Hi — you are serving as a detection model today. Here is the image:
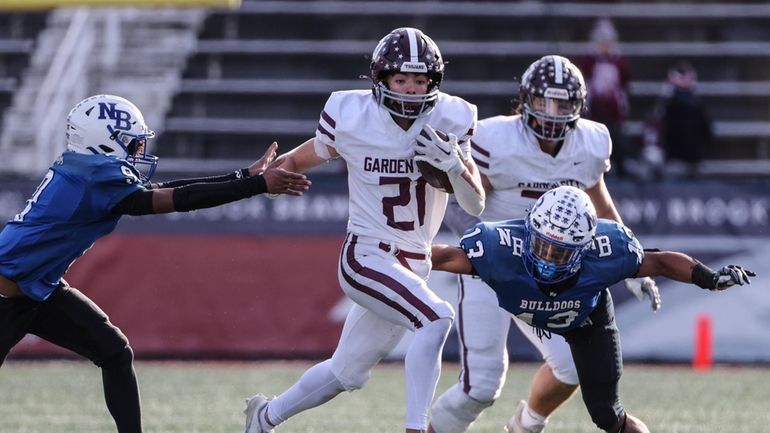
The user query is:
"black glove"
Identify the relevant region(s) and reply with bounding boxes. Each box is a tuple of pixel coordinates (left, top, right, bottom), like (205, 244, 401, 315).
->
(712, 265, 756, 291)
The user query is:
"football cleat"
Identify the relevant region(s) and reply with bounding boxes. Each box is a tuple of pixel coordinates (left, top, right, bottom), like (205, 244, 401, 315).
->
(244, 393, 274, 433)
(504, 400, 545, 433)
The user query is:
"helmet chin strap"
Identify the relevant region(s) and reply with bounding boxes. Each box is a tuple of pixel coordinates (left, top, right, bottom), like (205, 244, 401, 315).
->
(536, 271, 581, 297)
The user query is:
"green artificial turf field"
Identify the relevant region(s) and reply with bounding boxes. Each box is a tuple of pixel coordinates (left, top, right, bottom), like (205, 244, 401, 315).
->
(1, 360, 768, 433)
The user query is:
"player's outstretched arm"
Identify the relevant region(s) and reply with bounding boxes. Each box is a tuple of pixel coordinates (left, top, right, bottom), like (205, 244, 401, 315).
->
(150, 142, 285, 190)
(637, 251, 756, 291)
(431, 244, 474, 274)
(112, 143, 310, 215)
(249, 141, 312, 195)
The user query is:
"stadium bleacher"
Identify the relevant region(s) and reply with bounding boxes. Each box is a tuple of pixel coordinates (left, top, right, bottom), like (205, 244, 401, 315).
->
(0, 12, 47, 130)
(0, 2, 767, 176)
(155, 0, 770, 176)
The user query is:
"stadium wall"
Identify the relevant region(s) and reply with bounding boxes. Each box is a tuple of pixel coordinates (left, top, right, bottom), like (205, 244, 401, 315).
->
(3, 176, 770, 362)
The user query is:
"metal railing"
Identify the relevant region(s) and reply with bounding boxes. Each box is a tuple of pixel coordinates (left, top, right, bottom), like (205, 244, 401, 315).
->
(33, 7, 94, 172)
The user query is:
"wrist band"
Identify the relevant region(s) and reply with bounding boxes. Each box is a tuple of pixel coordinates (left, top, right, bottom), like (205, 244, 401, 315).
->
(691, 261, 717, 290)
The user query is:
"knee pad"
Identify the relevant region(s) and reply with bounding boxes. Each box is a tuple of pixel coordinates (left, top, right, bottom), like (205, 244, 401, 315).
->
(419, 317, 453, 346)
(329, 356, 372, 391)
(332, 367, 370, 391)
(460, 344, 507, 403)
(430, 384, 494, 433)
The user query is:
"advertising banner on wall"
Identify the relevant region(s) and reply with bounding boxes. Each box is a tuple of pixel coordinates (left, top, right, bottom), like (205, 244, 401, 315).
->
(3, 177, 769, 362)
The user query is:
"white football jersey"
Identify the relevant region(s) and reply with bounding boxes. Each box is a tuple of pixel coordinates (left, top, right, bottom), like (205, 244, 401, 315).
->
(472, 115, 611, 221)
(315, 89, 477, 253)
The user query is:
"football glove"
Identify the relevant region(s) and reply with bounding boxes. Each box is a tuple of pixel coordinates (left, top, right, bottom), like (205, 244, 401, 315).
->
(624, 277, 662, 311)
(414, 124, 465, 177)
(711, 265, 756, 291)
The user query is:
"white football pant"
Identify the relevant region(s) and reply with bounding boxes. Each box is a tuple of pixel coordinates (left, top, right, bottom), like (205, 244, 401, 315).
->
(335, 233, 454, 430)
(430, 274, 578, 433)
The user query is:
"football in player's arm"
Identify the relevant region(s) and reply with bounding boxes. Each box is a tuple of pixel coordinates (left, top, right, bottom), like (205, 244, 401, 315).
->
(430, 186, 754, 433)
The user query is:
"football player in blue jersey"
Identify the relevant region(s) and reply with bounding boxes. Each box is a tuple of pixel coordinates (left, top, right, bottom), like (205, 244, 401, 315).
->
(0, 94, 310, 433)
(430, 185, 754, 433)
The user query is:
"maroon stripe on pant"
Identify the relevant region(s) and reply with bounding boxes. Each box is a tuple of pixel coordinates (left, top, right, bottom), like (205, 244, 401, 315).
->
(457, 275, 472, 393)
(340, 235, 440, 328)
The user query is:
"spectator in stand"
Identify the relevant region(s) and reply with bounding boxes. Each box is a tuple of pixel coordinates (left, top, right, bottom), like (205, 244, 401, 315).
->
(642, 60, 713, 179)
(578, 18, 632, 178)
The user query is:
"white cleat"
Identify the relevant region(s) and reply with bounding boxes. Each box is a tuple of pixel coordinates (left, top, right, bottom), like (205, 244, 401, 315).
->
(244, 393, 274, 433)
(504, 400, 545, 433)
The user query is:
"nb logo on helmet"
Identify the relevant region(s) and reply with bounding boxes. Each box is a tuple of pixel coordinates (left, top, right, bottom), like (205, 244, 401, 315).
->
(98, 102, 133, 131)
(400, 61, 428, 73)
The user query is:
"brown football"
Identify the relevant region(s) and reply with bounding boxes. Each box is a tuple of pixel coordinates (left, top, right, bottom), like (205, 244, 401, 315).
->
(416, 128, 454, 193)
(417, 160, 453, 193)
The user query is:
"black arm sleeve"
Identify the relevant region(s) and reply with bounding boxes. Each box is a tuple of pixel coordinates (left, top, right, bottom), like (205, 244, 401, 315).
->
(112, 189, 156, 216)
(172, 175, 267, 212)
(111, 174, 267, 215)
(691, 261, 717, 290)
(156, 168, 249, 189)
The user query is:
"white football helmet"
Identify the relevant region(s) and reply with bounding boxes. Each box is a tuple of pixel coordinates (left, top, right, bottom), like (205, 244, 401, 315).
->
(523, 186, 597, 284)
(66, 94, 158, 180)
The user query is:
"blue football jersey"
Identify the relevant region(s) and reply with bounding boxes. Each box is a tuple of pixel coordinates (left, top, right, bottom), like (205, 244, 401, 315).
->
(460, 219, 644, 333)
(0, 152, 144, 301)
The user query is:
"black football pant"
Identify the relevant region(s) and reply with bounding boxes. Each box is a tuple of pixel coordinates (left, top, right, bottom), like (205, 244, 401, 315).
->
(563, 289, 625, 432)
(0, 281, 143, 433)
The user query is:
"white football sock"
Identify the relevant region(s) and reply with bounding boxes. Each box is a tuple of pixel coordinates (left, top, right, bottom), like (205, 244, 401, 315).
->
(267, 359, 345, 426)
(520, 401, 548, 429)
(404, 318, 452, 430)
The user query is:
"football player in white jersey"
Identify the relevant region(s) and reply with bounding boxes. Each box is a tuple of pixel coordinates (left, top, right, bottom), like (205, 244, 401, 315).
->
(428, 55, 661, 433)
(242, 27, 485, 433)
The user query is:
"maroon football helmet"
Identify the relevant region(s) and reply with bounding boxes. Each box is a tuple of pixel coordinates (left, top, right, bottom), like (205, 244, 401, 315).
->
(370, 27, 444, 119)
(519, 55, 586, 141)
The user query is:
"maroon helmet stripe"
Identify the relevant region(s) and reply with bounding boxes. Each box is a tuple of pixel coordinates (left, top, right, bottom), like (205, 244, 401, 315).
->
(340, 235, 441, 327)
(321, 110, 336, 128)
(317, 124, 335, 141)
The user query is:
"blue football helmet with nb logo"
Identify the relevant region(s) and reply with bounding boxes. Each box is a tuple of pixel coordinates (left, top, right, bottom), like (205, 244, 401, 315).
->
(66, 94, 158, 180)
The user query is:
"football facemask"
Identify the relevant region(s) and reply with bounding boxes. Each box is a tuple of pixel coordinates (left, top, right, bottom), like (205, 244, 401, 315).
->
(519, 55, 586, 141)
(523, 186, 597, 284)
(370, 27, 444, 119)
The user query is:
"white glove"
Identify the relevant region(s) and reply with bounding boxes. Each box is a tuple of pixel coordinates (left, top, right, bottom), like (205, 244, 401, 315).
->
(414, 124, 464, 177)
(624, 277, 662, 311)
(712, 265, 755, 291)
